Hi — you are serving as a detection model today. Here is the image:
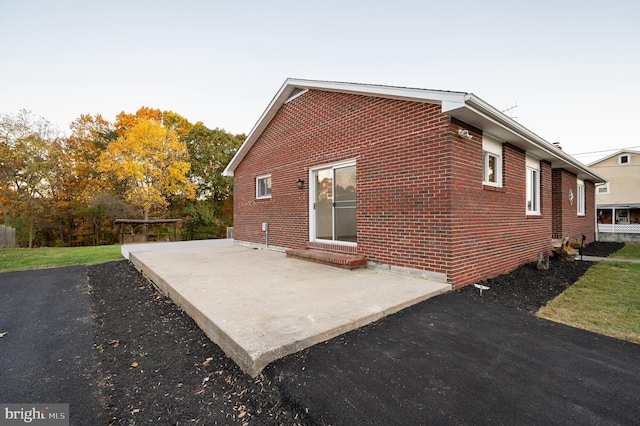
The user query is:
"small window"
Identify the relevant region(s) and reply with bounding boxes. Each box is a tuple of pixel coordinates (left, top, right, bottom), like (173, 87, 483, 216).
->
(597, 183, 609, 194)
(617, 209, 629, 224)
(577, 180, 585, 216)
(483, 152, 501, 185)
(256, 174, 272, 199)
(526, 156, 540, 215)
(482, 134, 502, 187)
(619, 155, 630, 164)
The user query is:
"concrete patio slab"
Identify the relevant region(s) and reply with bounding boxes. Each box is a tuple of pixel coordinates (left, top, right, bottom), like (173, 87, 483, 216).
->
(121, 240, 451, 376)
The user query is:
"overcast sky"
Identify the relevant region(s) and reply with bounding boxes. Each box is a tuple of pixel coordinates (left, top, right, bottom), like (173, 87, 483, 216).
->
(2, 0, 639, 163)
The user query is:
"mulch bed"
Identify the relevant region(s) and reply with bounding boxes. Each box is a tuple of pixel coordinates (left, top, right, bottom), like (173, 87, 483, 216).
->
(456, 242, 625, 312)
(87, 241, 623, 424)
(88, 262, 311, 425)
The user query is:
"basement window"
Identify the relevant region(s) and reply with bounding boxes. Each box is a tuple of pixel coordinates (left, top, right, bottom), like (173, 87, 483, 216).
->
(256, 174, 272, 199)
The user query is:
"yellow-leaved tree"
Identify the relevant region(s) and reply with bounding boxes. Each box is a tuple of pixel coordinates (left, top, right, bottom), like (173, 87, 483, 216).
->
(98, 118, 195, 220)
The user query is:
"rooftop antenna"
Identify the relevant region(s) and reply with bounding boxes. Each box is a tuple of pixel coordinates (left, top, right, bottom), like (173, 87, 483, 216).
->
(502, 101, 518, 120)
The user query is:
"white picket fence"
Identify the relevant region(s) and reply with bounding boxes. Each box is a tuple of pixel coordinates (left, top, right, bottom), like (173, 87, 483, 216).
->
(0, 225, 16, 248)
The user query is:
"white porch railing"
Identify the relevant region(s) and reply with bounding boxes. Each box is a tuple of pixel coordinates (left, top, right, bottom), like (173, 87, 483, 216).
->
(598, 224, 640, 234)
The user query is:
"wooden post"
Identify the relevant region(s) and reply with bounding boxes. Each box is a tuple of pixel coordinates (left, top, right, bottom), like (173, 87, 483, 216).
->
(115, 219, 182, 244)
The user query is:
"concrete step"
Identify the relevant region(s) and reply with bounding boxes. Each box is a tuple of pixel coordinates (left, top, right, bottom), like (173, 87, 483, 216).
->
(286, 248, 367, 270)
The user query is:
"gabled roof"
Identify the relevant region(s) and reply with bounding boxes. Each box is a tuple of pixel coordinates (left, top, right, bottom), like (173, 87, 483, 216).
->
(223, 78, 606, 183)
(588, 149, 640, 166)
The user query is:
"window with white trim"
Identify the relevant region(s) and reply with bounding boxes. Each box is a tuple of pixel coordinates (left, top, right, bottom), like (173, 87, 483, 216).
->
(526, 155, 540, 214)
(310, 160, 357, 244)
(597, 183, 609, 194)
(577, 179, 585, 216)
(482, 134, 502, 187)
(256, 174, 272, 199)
(619, 154, 630, 164)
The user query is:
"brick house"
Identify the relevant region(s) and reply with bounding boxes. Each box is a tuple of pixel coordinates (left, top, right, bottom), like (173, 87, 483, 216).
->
(223, 79, 605, 288)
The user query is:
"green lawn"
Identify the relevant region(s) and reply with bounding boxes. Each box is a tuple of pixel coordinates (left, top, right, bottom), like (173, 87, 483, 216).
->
(538, 243, 640, 344)
(0, 245, 124, 273)
(610, 242, 640, 259)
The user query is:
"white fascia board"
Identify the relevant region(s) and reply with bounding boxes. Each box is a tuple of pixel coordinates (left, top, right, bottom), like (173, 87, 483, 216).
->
(223, 80, 294, 176)
(285, 78, 468, 105)
(459, 94, 607, 184)
(440, 99, 467, 114)
(223, 78, 468, 176)
(223, 78, 606, 183)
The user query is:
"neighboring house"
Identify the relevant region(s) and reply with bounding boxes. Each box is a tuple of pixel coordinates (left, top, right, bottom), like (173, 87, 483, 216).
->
(223, 79, 606, 288)
(589, 150, 640, 242)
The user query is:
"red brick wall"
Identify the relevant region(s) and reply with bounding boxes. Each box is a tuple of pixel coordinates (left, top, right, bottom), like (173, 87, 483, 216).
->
(552, 169, 596, 244)
(446, 134, 553, 287)
(233, 90, 559, 287)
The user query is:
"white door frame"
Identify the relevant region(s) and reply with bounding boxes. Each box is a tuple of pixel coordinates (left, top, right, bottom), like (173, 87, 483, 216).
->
(308, 159, 357, 246)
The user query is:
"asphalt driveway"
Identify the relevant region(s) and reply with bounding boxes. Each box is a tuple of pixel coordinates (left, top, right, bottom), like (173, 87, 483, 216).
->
(1, 265, 639, 425)
(264, 292, 640, 425)
(0, 267, 103, 425)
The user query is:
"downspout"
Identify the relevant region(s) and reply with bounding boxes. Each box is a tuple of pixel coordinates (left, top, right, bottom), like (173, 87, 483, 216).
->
(595, 203, 599, 242)
(593, 182, 608, 242)
(594, 184, 601, 242)
(262, 222, 269, 248)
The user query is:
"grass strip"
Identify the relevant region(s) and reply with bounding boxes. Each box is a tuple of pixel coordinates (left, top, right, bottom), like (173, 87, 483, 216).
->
(610, 242, 640, 260)
(0, 245, 123, 273)
(538, 261, 640, 344)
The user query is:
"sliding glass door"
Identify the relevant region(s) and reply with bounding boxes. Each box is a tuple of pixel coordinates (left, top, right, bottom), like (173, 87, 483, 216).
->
(312, 163, 356, 243)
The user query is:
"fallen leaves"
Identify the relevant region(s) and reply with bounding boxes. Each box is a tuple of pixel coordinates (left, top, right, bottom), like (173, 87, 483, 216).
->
(88, 261, 309, 425)
(131, 362, 139, 368)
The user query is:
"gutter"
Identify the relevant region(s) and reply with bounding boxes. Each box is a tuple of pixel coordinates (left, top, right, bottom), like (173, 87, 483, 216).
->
(223, 79, 469, 177)
(595, 202, 599, 242)
(460, 94, 607, 184)
(223, 78, 607, 185)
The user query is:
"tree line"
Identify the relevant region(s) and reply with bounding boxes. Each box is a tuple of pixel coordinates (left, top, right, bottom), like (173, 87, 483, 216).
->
(0, 108, 244, 247)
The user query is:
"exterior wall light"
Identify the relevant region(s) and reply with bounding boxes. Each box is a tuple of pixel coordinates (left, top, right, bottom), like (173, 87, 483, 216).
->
(297, 178, 305, 189)
(458, 129, 473, 140)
